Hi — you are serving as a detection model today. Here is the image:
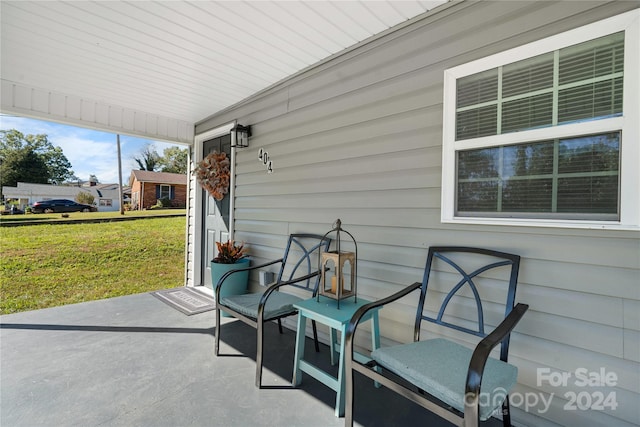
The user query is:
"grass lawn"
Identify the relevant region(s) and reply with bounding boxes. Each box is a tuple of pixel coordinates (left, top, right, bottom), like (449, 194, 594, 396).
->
(0, 209, 186, 224)
(0, 216, 186, 314)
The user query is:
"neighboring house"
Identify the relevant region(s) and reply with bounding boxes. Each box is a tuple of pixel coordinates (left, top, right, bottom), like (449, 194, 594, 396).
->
(187, 4, 640, 427)
(128, 170, 187, 210)
(1, 182, 125, 212)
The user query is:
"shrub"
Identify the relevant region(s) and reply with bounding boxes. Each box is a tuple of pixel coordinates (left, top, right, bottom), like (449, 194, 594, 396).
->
(157, 197, 172, 208)
(76, 192, 95, 205)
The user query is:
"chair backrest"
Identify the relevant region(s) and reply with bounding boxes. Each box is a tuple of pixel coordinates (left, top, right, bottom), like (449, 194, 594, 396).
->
(415, 246, 521, 362)
(277, 233, 332, 294)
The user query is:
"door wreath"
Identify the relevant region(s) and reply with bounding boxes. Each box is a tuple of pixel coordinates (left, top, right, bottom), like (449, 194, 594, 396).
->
(196, 151, 230, 201)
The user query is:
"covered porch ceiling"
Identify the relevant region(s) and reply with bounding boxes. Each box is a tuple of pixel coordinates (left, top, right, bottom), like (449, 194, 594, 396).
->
(1, 1, 447, 143)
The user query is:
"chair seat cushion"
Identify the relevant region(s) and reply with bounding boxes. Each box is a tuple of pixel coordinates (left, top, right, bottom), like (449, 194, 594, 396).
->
(220, 291, 303, 320)
(371, 338, 517, 421)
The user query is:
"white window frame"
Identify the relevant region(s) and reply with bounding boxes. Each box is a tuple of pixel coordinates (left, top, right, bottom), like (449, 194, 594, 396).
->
(159, 184, 171, 200)
(442, 10, 639, 230)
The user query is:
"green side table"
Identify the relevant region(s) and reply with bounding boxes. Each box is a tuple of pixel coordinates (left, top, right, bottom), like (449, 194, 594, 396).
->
(292, 295, 380, 417)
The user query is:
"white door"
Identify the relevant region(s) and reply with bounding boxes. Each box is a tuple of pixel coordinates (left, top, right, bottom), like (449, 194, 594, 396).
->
(201, 134, 232, 289)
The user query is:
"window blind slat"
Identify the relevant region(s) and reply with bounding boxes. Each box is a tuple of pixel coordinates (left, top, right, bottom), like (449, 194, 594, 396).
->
(502, 93, 553, 133)
(457, 70, 498, 108)
(502, 53, 554, 98)
(559, 32, 624, 85)
(558, 78, 623, 123)
(557, 176, 618, 214)
(456, 106, 497, 140)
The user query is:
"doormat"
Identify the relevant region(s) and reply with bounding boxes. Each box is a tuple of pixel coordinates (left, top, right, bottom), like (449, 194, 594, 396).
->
(151, 287, 215, 315)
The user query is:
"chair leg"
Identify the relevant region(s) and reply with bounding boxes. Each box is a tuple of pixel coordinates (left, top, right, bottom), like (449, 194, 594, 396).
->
(312, 320, 320, 352)
(502, 396, 512, 427)
(277, 318, 283, 334)
(215, 306, 221, 356)
(345, 358, 355, 427)
(255, 320, 264, 388)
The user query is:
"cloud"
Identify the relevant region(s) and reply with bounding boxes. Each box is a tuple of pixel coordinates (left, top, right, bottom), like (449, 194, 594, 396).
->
(1, 115, 183, 184)
(53, 134, 119, 182)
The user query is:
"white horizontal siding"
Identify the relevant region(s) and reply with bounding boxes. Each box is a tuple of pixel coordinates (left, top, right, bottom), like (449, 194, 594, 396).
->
(193, 1, 640, 425)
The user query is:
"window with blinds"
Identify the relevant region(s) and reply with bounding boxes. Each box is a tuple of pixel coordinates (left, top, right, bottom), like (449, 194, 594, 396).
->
(453, 32, 624, 220)
(457, 132, 620, 219)
(456, 33, 624, 141)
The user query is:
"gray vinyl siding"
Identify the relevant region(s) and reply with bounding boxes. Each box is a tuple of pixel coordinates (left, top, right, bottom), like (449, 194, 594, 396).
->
(191, 2, 640, 426)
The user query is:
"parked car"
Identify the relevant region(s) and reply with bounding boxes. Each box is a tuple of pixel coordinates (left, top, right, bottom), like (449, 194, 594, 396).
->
(9, 206, 25, 214)
(31, 199, 97, 213)
(1, 206, 25, 215)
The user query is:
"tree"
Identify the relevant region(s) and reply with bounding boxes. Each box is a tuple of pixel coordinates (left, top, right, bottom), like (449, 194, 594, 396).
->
(0, 129, 75, 187)
(1, 147, 49, 188)
(134, 144, 160, 171)
(158, 146, 188, 174)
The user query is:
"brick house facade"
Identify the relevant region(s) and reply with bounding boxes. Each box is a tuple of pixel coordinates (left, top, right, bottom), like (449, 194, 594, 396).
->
(128, 170, 187, 210)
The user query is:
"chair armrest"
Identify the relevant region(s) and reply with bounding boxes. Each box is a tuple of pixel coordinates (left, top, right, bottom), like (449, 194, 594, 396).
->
(256, 270, 323, 321)
(258, 270, 322, 307)
(345, 282, 422, 358)
(464, 303, 529, 421)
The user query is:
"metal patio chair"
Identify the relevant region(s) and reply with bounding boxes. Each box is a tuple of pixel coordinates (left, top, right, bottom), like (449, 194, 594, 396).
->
(345, 246, 528, 427)
(214, 233, 331, 388)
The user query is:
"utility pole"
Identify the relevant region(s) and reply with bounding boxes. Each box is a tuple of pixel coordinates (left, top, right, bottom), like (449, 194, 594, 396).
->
(117, 134, 124, 215)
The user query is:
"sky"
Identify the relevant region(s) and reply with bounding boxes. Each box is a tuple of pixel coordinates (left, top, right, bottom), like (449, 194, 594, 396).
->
(0, 114, 184, 185)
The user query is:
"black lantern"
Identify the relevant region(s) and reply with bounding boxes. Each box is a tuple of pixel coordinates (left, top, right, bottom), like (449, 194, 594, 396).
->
(318, 219, 357, 308)
(231, 124, 251, 148)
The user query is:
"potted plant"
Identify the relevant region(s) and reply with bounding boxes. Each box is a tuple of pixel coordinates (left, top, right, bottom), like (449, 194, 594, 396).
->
(211, 240, 250, 317)
(213, 240, 247, 264)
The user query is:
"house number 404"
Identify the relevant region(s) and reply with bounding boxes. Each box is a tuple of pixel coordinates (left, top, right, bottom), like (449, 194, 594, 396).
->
(258, 148, 273, 174)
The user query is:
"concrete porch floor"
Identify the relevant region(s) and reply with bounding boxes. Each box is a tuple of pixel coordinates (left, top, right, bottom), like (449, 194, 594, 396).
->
(1, 291, 492, 427)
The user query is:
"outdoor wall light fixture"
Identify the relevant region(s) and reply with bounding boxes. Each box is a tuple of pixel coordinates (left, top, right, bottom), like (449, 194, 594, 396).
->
(231, 124, 251, 148)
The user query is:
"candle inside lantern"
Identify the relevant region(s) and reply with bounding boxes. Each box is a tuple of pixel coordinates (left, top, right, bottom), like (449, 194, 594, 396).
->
(331, 276, 337, 294)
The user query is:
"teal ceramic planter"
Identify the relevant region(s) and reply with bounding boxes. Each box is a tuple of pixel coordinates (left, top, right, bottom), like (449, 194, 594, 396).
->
(211, 258, 250, 317)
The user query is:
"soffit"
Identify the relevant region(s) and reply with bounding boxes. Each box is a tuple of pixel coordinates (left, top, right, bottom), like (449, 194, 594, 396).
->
(1, 0, 447, 138)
